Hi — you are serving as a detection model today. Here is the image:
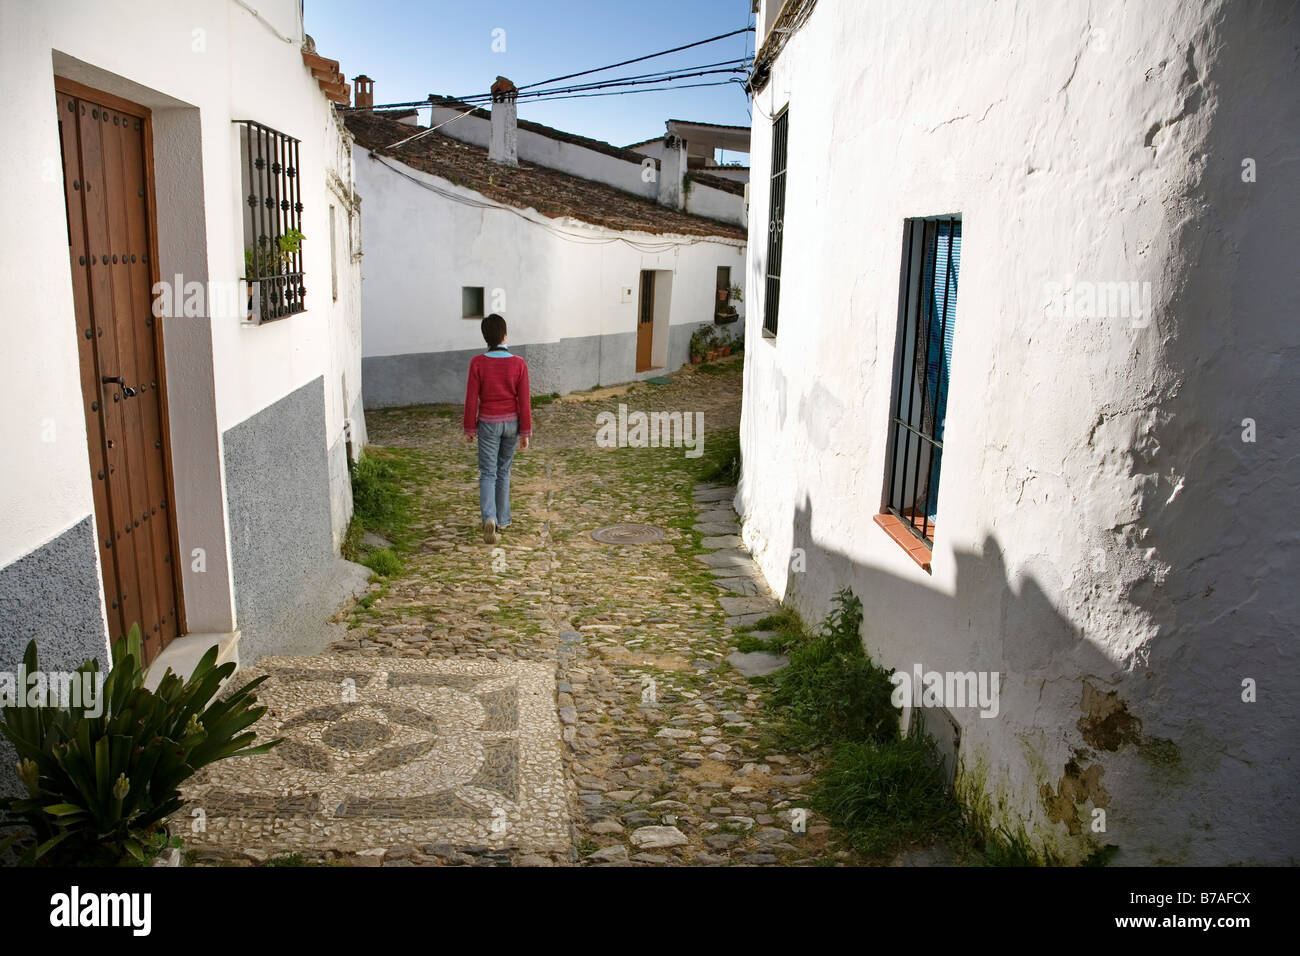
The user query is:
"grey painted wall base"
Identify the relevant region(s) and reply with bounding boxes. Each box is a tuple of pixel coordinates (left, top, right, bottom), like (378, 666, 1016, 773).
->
(0, 515, 108, 670)
(222, 376, 337, 663)
(363, 322, 714, 409)
(255, 556, 371, 660)
(0, 515, 109, 798)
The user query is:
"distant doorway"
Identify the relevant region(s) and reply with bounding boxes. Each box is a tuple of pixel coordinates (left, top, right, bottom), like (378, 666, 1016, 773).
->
(635, 269, 655, 372)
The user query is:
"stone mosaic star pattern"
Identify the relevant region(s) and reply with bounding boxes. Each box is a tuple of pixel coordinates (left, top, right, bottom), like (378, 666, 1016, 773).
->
(182, 657, 568, 853)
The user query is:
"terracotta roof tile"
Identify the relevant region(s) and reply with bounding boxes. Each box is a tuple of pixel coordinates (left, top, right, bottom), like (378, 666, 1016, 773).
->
(692, 171, 745, 196)
(345, 111, 747, 241)
(427, 96, 658, 167)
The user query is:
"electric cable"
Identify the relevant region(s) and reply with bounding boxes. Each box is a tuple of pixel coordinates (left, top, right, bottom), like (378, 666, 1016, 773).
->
(511, 27, 754, 93)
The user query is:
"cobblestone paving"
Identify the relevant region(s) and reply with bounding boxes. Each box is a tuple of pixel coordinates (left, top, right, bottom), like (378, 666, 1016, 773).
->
(190, 359, 852, 866)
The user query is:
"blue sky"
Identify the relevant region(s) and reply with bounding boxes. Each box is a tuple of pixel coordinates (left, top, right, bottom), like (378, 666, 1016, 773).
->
(304, 0, 756, 156)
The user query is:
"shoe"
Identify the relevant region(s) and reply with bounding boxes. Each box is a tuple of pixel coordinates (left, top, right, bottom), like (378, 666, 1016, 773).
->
(496, 523, 510, 533)
(482, 518, 496, 544)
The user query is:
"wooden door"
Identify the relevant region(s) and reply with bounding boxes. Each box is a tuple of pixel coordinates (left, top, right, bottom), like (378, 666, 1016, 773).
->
(56, 80, 182, 664)
(636, 269, 655, 372)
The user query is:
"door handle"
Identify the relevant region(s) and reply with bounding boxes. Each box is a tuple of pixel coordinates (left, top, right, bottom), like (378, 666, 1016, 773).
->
(102, 375, 137, 397)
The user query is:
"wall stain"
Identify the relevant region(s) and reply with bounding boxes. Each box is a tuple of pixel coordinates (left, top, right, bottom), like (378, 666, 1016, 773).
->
(1077, 680, 1142, 750)
(1039, 757, 1110, 836)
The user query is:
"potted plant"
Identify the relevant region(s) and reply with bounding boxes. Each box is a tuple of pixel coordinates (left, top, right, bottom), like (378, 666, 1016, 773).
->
(728, 283, 744, 302)
(689, 326, 712, 364)
(716, 328, 733, 357)
(244, 227, 305, 321)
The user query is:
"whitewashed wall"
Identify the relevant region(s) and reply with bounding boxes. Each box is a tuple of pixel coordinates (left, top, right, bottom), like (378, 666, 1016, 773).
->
(739, 0, 1299, 864)
(426, 104, 748, 228)
(323, 105, 366, 547)
(427, 105, 658, 201)
(686, 180, 744, 226)
(703, 166, 749, 184)
(629, 140, 667, 163)
(355, 147, 745, 362)
(1, 0, 363, 641)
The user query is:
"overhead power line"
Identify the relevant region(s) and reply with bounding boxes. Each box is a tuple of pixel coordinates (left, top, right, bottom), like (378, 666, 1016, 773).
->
(348, 58, 750, 114)
(511, 26, 754, 93)
(451, 58, 750, 102)
(453, 66, 750, 105)
(489, 79, 743, 105)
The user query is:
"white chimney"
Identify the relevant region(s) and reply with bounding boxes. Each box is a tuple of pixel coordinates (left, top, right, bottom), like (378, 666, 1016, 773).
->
(657, 132, 688, 210)
(489, 76, 518, 167)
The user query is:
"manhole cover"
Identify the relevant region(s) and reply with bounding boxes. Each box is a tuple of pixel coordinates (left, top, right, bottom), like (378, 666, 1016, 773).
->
(591, 523, 666, 545)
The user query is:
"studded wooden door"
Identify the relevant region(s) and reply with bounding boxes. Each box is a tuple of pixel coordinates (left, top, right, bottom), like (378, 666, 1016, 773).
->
(55, 79, 182, 664)
(635, 269, 655, 372)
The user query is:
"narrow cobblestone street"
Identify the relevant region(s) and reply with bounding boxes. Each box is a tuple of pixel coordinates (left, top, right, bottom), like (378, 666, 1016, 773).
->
(183, 359, 855, 866)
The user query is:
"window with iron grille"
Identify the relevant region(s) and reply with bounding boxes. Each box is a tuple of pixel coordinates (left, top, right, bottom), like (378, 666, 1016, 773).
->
(237, 120, 305, 323)
(884, 216, 962, 547)
(763, 108, 788, 337)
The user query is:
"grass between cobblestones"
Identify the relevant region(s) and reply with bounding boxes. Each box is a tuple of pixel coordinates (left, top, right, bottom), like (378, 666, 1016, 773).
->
(202, 357, 983, 867)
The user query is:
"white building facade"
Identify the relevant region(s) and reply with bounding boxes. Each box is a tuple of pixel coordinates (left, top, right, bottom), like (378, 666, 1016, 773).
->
(738, 0, 1298, 864)
(349, 103, 748, 407)
(0, 0, 369, 734)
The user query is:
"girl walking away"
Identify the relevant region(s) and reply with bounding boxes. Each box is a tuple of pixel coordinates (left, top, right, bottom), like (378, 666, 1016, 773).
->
(463, 313, 532, 543)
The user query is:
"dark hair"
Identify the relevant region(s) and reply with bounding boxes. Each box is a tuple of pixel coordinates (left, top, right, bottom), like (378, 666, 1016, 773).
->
(481, 313, 507, 348)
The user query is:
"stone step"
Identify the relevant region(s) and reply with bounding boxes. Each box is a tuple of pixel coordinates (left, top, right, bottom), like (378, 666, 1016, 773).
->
(707, 565, 765, 579)
(713, 577, 769, 596)
(696, 551, 755, 568)
(719, 595, 780, 616)
(726, 651, 789, 677)
(700, 535, 744, 550)
(695, 507, 738, 522)
(695, 521, 741, 536)
(725, 612, 771, 628)
(692, 486, 735, 503)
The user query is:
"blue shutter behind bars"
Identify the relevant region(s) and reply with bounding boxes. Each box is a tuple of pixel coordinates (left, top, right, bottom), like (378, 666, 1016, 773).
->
(924, 220, 960, 519)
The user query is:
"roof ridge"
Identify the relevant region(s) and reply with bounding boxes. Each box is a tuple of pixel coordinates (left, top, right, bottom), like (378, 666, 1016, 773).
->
(343, 111, 746, 240)
(426, 95, 661, 167)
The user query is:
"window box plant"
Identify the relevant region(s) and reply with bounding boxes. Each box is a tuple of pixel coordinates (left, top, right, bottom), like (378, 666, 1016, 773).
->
(244, 227, 305, 322)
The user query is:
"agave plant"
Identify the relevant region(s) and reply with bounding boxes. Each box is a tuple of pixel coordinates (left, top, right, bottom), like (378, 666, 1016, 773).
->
(0, 626, 279, 865)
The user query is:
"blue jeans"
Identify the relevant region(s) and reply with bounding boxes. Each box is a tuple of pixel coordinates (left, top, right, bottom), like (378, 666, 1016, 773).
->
(477, 419, 519, 526)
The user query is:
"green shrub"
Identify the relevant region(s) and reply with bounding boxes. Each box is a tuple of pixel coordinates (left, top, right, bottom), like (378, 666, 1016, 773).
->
(813, 734, 961, 857)
(0, 627, 278, 865)
(768, 589, 899, 748)
(530, 392, 560, 408)
(349, 453, 402, 530)
(362, 547, 403, 578)
(692, 429, 742, 486)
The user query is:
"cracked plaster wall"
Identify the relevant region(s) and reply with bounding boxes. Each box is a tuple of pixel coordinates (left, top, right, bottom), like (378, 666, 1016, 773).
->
(738, 0, 1298, 863)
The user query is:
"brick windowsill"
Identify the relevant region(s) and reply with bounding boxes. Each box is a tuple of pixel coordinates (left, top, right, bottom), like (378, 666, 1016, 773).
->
(874, 513, 932, 573)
